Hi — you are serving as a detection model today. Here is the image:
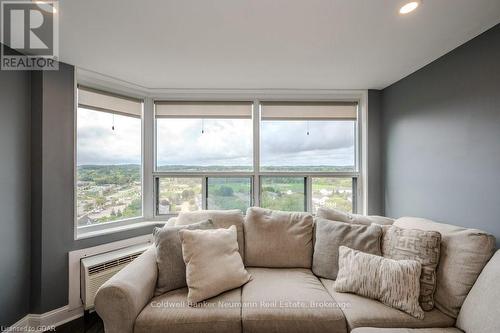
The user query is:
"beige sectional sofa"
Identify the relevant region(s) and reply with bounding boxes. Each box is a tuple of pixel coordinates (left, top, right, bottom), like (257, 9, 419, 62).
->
(95, 209, 499, 333)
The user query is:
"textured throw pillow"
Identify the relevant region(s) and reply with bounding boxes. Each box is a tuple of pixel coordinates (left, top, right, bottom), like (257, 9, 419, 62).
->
(176, 209, 245, 259)
(153, 219, 215, 296)
(335, 246, 424, 319)
(180, 225, 251, 304)
(244, 207, 314, 268)
(382, 225, 441, 311)
(394, 217, 496, 318)
(313, 218, 383, 279)
(317, 207, 394, 226)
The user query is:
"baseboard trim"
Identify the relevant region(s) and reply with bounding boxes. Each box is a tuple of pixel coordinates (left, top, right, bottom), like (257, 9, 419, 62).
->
(2, 306, 84, 333)
(2, 315, 30, 332)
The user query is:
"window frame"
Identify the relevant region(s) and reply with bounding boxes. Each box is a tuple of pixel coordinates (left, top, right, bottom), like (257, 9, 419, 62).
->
(152, 99, 361, 217)
(74, 80, 367, 238)
(74, 85, 147, 239)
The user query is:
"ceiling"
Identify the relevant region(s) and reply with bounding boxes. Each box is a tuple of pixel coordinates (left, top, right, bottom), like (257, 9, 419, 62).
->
(58, 0, 500, 90)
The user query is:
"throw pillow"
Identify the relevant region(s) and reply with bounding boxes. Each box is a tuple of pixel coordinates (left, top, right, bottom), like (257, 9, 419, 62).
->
(317, 207, 394, 226)
(180, 225, 251, 304)
(382, 225, 441, 311)
(335, 246, 424, 319)
(394, 217, 496, 318)
(153, 219, 215, 296)
(244, 207, 314, 268)
(176, 209, 245, 259)
(312, 218, 382, 279)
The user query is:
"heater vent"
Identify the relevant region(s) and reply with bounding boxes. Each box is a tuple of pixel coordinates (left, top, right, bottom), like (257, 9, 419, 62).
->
(80, 243, 150, 310)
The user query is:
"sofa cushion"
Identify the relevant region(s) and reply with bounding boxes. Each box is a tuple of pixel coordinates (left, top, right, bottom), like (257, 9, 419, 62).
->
(351, 328, 463, 333)
(244, 207, 314, 268)
(321, 279, 455, 330)
(242, 267, 347, 333)
(176, 209, 245, 259)
(382, 225, 441, 311)
(456, 249, 500, 333)
(135, 287, 242, 333)
(313, 218, 382, 279)
(154, 220, 215, 296)
(317, 207, 394, 226)
(394, 217, 496, 318)
(180, 225, 251, 304)
(335, 246, 424, 319)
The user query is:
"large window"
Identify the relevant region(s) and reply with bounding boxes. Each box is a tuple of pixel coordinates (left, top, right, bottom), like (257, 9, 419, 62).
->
(76, 87, 143, 227)
(260, 102, 357, 172)
(258, 102, 357, 212)
(154, 101, 358, 215)
(76, 91, 362, 235)
(156, 102, 253, 172)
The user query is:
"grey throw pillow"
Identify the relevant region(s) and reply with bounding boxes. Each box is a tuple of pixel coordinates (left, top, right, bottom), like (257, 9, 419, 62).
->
(153, 219, 215, 296)
(382, 225, 441, 311)
(244, 207, 314, 268)
(312, 218, 382, 279)
(317, 207, 394, 226)
(336, 246, 424, 319)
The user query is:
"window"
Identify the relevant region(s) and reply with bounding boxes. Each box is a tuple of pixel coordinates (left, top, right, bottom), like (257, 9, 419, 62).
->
(312, 177, 354, 213)
(76, 90, 363, 236)
(76, 87, 143, 227)
(156, 102, 253, 172)
(157, 177, 203, 214)
(207, 177, 252, 211)
(261, 177, 306, 211)
(260, 102, 357, 172)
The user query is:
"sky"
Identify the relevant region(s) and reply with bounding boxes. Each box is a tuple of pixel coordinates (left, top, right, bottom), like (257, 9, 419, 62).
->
(77, 107, 355, 167)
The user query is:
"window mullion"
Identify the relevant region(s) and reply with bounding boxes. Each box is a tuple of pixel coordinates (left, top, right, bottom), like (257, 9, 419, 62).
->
(143, 97, 154, 220)
(253, 100, 260, 207)
(202, 176, 208, 210)
(306, 177, 312, 213)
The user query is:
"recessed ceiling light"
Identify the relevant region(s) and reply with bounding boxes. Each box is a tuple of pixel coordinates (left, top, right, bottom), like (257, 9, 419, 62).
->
(399, 1, 420, 15)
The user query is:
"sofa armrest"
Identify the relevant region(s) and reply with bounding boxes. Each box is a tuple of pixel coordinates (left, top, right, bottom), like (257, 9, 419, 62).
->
(95, 246, 157, 333)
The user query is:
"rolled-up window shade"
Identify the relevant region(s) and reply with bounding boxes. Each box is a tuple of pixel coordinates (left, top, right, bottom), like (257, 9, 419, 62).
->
(261, 102, 357, 120)
(78, 86, 143, 118)
(155, 101, 253, 119)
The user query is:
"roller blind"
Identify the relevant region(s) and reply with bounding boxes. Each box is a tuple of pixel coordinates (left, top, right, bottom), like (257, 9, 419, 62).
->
(260, 102, 357, 120)
(155, 101, 253, 119)
(78, 86, 143, 118)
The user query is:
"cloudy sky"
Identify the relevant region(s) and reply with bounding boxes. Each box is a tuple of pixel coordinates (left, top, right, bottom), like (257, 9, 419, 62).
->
(77, 108, 355, 167)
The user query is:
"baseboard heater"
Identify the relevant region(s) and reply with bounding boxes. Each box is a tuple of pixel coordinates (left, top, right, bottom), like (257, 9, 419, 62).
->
(80, 243, 151, 310)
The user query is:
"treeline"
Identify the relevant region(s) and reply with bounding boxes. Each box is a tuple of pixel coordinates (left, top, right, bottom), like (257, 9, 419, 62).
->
(78, 165, 141, 185)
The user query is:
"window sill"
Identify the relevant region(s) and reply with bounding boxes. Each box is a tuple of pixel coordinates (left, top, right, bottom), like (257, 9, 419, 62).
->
(76, 220, 166, 240)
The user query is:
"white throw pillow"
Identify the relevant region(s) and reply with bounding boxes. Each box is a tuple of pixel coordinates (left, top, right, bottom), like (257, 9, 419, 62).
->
(335, 246, 424, 319)
(179, 225, 251, 304)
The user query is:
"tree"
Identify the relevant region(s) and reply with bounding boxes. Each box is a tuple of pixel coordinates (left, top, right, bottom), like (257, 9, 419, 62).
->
(216, 186, 234, 197)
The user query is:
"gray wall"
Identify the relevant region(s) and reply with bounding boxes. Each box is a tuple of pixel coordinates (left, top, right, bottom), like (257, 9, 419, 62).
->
(0, 62, 31, 326)
(381, 23, 500, 247)
(367, 90, 384, 215)
(30, 64, 157, 313)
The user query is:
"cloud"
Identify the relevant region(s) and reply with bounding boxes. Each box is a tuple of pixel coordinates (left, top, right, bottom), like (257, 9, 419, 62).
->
(156, 118, 253, 166)
(77, 108, 141, 165)
(77, 109, 355, 167)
